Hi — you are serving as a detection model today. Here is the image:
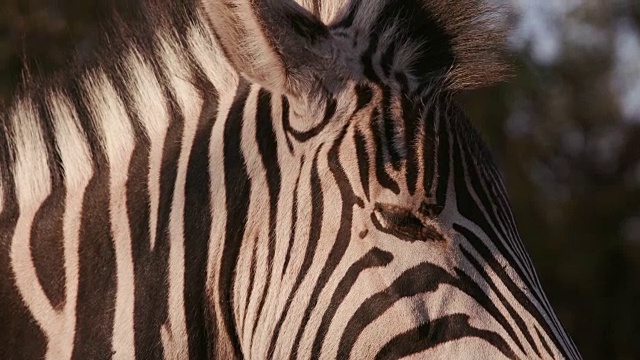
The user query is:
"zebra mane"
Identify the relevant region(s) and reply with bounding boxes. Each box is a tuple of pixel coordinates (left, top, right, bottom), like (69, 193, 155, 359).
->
(329, 0, 510, 90)
(421, 0, 510, 89)
(0, 0, 200, 173)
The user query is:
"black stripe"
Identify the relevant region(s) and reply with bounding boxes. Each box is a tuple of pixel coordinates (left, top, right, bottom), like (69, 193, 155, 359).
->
(242, 236, 258, 333)
(370, 108, 400, 194)
(287, 11, 329, 43)
(281, 158, 304, 280)
(361, 34, 382, 83)
(381, 86, 402, 170)
(354, 129, 371, 201)
(454, 263, 532, 356)
(433, 103, 450, 212)
(459, 244, 530, 354)
(72, 167, 117, 359)
(380, 45, 396, 78)
(29, 95, 66, 311)
(251, 89, 282, 339)
(536, 325, 555, 358)
(128, 127, 166, 360)
(310, 248, 393, 358)
(184, 85, 218, 359)
(70, 78, 116, 359)
(402, 93, 420, 196)
(415, 99, 433, 200)
(374, 314, 516, 360)
(285, 97, 337, 142)
(355, 84, 374, 112)
(281, 97, 294, 153)
(219, 81, 252, 359)
(338, 261, 518, 359)
(29, 187, 66, 310)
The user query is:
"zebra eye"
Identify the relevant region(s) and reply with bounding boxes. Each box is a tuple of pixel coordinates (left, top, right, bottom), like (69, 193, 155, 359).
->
(372, 203, 445, 243)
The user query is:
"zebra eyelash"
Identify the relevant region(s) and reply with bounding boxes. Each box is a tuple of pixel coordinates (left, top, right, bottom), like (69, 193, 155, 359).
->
(371, 202, 445, 243)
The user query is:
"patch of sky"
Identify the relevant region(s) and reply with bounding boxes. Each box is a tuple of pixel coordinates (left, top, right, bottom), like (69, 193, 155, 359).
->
(507, 0, 583, 64)
(613, 17, 640, 122)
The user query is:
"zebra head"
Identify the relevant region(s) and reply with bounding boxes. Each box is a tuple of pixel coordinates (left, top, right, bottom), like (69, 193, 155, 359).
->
(202, 0, 581, 359)
(0, 0, 582, 359)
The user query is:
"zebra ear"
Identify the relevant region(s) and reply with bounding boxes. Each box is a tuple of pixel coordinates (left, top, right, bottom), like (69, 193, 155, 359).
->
(202, 0, 338, 96)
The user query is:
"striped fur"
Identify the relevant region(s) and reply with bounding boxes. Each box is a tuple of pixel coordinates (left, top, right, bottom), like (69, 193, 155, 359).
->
(0, 0, 581, 359)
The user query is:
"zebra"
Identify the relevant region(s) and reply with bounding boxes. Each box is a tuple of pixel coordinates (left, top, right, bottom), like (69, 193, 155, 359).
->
(0, 0, 582, 359)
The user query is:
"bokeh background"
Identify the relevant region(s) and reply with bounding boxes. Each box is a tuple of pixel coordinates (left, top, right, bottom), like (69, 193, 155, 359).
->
(1, 0, 639, 358)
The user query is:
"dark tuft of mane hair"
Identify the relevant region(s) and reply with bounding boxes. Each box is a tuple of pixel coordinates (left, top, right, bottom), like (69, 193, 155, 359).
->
(422, 0, 511, 90)
(332, 0, 510, 91)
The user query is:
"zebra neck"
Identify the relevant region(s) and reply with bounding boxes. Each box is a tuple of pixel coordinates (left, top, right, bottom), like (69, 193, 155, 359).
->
(0, 4, 245, 358)
(0, 5, 238, 215)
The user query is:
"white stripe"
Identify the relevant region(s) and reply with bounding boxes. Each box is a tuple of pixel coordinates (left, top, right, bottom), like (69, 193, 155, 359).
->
(404, 338, 512, 360)
(9, 98, 62, 359)
(188, 16, 238, 95)
(206, 84, 238, 360)
(458, 240, 544, 358)
(49, 91, 94, 360)
(291, 0, 344, 23)
(236, 87, 269, 355)
(159, 34, 202, 121)
(125, 49, 170, 250)
(158, 33, 200, 359)
(10, 99, 51, 211)
(84, 71, 136, 359)
(167, 107, 200, 353)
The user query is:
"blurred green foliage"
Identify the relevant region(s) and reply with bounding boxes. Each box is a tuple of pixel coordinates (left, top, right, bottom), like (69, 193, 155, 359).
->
(1, 1, 639, 359)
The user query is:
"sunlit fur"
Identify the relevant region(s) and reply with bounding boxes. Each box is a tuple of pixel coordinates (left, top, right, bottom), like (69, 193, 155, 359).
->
(0, 0, 581, 359)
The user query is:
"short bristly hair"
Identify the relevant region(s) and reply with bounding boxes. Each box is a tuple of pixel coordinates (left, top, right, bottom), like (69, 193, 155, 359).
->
(319, 0, 510, 91)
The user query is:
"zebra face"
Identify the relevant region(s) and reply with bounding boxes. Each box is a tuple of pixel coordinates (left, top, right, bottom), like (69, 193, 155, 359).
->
(203, 0, 579, 359)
